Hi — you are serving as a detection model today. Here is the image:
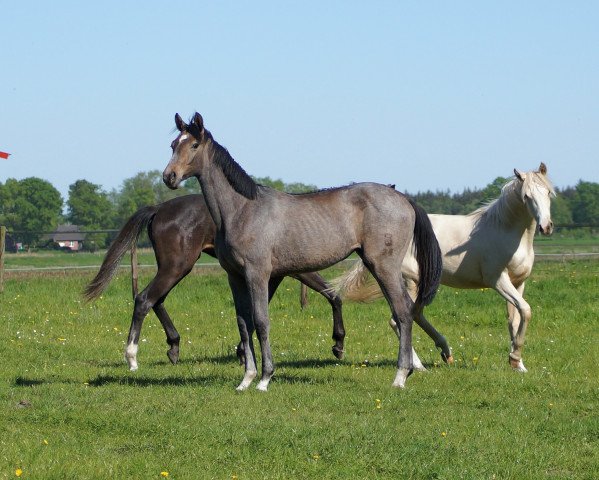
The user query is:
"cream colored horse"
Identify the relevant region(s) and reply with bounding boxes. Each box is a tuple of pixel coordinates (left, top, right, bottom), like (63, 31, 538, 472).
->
(336, 163, 555, 372)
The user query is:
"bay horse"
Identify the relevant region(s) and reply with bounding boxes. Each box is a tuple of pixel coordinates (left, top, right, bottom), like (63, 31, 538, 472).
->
(162, 112, 442, 390)
(335, 164, 555, 372)
(84, 194, 346, 371)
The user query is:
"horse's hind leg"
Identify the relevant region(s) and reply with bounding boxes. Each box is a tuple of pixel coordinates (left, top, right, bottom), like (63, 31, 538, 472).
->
(363, 256, 414, 388)
(391, 278, 452, 366)
(125, 272, 182, 371)
(125, 293, 153, 371)
(294, 272, 346, 360)
(153, 302, 181, 365)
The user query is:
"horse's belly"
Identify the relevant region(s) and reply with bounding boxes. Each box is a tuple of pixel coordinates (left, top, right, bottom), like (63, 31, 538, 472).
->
(440, 255, 486, 289)
(271, 240, 356, 275)
(441, 275, 484, 289)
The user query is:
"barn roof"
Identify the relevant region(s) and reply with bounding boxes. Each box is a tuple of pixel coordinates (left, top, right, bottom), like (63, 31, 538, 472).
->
(45, 225, 86, 242)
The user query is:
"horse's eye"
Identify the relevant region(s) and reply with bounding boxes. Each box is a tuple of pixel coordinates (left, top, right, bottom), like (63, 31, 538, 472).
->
(192, 143, 199, 149)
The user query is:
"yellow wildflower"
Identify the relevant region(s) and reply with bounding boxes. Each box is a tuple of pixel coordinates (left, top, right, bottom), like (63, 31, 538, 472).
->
(15, 469, 23, 477)
(160, 472, 169, 477)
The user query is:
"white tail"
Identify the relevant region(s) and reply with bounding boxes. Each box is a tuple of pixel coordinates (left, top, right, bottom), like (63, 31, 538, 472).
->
(330, 260, 385, 302)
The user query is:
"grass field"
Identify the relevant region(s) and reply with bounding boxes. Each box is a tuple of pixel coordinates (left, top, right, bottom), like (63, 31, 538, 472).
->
(1, 260, 597, 479)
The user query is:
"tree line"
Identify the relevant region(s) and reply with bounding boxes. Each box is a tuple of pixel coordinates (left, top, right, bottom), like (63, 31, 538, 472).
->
(1, 171, 597, 250)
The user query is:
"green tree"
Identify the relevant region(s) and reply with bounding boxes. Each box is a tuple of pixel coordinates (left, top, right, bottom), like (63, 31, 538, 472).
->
(283, 181, 318, 193)
(571, 181, 599, 225)
(252, 176, 317, 193)
(114, 172, 157, 225)
(550, 194, 573, 226)
(480, 176, 511, 205)
(66, 179, 115, 249)
(252, 176, 285, 191)
(0, 177, 63, 246)
(114, 171, 201, 223)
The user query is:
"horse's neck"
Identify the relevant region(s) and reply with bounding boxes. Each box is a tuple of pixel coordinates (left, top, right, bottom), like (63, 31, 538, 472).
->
(196, 143, 249, 232)
(494, 189, 537, 241)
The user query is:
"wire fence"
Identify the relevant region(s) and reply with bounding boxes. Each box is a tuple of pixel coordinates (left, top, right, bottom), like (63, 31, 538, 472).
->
(1, 225, 598, 292)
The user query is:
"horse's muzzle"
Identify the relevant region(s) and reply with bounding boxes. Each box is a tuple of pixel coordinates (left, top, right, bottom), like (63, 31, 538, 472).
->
(163, 170, 179, 190)
(539, 221, 554, 236)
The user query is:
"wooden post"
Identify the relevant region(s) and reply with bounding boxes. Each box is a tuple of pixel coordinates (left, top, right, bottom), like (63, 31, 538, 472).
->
(0, 226, 6, 293)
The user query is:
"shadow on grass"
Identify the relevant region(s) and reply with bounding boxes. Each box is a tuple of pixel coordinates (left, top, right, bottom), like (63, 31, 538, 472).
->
(86, 374, 231, 388)
(14, 377, 47, 387)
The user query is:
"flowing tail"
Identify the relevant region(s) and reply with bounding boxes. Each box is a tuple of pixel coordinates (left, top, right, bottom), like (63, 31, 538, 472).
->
(408, 198, 442, 307)
(83, 206, 158, 302)
(331, 199, 442, 307)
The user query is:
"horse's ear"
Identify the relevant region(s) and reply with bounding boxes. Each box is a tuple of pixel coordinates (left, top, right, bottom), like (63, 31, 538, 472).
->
(192, 112, 204, 131)
(175, 113, 187, 132)
(514, 169, 525, 181)
(539, 162, 547, 175)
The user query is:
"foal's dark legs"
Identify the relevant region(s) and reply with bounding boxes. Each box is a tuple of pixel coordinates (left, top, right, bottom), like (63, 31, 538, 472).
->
(292, 273, 345, 359)
(153, 302, 181, 364)
(125, 271, 188, 371)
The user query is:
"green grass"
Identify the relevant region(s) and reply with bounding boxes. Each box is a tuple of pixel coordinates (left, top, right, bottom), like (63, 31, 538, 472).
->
(1, 261, 597, 479)
(2, 249, 218, 270)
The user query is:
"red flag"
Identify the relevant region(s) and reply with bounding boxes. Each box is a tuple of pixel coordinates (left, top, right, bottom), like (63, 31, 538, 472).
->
(0, 151, 10, 159)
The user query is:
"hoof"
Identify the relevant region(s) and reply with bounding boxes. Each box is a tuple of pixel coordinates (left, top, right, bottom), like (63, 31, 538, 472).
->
(167, 349, 179, 365)
(510, 357, 528, 372)
(444, 355, 454, 365)
(332, 346, 345, 360)
(392, 368, 412, 388)
(256, 382, 269, 392)
(129, 365, 138, 372)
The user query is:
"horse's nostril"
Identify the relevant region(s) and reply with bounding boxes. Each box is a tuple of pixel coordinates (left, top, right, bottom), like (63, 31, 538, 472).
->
(163, 171, 175, 186)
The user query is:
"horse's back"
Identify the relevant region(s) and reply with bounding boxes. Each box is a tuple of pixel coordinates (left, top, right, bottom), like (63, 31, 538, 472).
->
(245, 183, 416, 275)
(151, 194, 215, 267)
(276, 182, 414, 239)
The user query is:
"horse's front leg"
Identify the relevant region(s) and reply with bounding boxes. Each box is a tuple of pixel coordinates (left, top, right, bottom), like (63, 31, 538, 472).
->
(249, 273, 275, 392)
(236, 276, 285, 366)
(504, 282, 528, 372)
(228, 274, 257, 391)
(495, 276, 530, 372)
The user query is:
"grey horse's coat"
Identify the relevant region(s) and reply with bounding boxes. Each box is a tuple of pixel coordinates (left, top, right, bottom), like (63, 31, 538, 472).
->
(163, 112, 442, 390)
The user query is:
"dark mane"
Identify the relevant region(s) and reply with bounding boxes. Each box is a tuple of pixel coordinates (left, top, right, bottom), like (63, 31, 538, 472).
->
(209, 133, 258, 200)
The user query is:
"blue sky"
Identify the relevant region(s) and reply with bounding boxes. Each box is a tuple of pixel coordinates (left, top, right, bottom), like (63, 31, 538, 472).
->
(2, 1, 598, 201)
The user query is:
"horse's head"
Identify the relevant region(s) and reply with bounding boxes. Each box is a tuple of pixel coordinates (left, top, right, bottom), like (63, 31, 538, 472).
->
(514, 162, 555, 236)
(163, 112, 209, 189)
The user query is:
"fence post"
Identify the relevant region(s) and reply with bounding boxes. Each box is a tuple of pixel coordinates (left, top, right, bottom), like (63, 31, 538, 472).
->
(0, 226, 5, 293)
